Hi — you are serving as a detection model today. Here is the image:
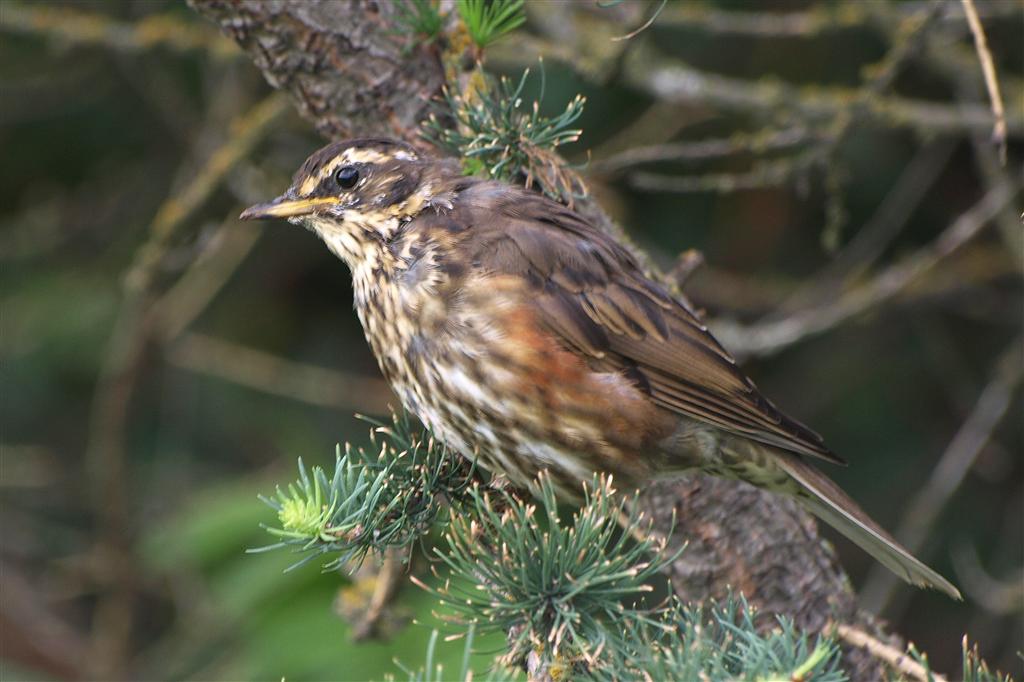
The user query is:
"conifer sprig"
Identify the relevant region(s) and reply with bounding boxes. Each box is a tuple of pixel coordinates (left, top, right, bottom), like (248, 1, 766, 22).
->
(252, 411, 477, 572)
(393, 0, 445, 47)
(252, 410, 1013, 681)
(418, 473, 671, 672)
(456, 0, 525, 48)
(423, 67, 587, 205)
(603, 596, 844, 682)
(391, 625, 515, 682)
(961, 637, 1014, 682)
(903, 636, 1015, 682)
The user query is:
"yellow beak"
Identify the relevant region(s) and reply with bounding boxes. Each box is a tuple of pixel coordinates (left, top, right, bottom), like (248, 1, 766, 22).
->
(239, 195, 338, 221)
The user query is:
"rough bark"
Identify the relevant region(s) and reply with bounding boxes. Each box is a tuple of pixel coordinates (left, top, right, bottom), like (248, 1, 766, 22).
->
(643, 477, 895, 677)
(189, 0, 444, 141)
(190, 2, 895, 678)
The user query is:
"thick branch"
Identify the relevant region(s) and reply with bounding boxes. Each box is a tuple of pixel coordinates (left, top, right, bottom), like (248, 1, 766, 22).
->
(189, 0, 444, 140)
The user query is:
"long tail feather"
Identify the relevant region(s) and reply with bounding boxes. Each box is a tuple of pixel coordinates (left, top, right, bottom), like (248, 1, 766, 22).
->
(773, 451, 962, 600)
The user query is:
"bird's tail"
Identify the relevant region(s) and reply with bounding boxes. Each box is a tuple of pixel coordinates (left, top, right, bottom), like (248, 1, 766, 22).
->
(772, 450, 961, 600)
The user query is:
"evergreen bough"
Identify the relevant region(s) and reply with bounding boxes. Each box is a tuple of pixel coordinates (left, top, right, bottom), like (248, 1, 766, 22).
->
(423, 67, 587, 205)
(254, 410, 1013, 681)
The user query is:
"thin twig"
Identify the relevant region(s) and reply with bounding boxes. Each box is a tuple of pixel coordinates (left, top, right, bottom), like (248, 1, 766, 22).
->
(861, 339, 1023, 613)
(589, 127, 815, 175)
(628, 1, 938, 197)
(866, 0, 1024, 118)
(153, 219, 265, 342)
(347, 549, 406, 641)
(82, 92, 287, 677)
(814, 0, 944, 249)
(656, 0, 1019, 37)
(967, 126, 1024, 272)
(125, 93, 289, 293)
(901, 1, 1023, 269)
(834, 623, 948, 682)
(166, 332, 393, 415)
(668, 249, 705, 287)
(950, 542, 1024, 616)
(657, 1, 870, 37)
(1, 4, 238, 58)
(712, 181, 1018, 358)
(960, 0, 1009, 164)
(629, 147, 826, 193)
(610, 0, 668, 42)
(773, 138, 958, 315)
(623, 42, 1023, 136)
(0, 566, 90, 680)
(86, 94, 288, 529)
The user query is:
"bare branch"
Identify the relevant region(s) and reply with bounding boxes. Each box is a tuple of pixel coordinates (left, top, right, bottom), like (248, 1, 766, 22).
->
(835, 623, 948, 682)
(0, 566, 90, 681)
(628, 147, 825, 193)
(656, 0, 1019, 38)
(713, 181, 1019, 359)
(189, 0, 445, 141)
(960, 0, 1009, 164)
(167, 332, 394, 415)
(83, 91, 287, 677)
(588, 127, 816, 175)
(339, 549, 407, 641)
(622, 42, 1023, 136)
(153, 222, 263, 342)
(773, 139, 958, 315)
(0, 3, 239, 58)
(125, 93, 289, 293)
(950, 543, 1024, 616)
(861, 339, 1023, 613)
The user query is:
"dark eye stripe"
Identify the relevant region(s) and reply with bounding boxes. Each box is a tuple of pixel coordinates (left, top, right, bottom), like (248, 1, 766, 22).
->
(309, 164, 360, 198)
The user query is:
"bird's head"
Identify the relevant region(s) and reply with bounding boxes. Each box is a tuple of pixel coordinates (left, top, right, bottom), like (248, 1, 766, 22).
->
(241, 138, 451, 265)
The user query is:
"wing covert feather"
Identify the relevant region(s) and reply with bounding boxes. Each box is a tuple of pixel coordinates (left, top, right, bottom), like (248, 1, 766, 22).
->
(457, 182, 841, 464)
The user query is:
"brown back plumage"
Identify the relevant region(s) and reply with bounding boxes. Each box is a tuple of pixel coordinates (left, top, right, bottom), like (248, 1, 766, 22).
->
(445, 181, 843, 465)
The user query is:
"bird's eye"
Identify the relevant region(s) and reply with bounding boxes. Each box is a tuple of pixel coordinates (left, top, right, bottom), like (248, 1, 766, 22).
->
(334, 166, 359, 190)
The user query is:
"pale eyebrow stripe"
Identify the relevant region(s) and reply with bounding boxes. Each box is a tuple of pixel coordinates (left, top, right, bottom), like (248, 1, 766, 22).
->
(298, 147, 419, 196)
(299, 151, 351, 197)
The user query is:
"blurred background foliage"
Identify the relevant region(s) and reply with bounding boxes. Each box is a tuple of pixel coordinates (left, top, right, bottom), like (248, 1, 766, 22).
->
(0, 0, 1021, 680)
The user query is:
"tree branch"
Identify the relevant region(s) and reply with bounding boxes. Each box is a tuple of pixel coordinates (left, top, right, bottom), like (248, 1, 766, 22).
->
(188, 0, 444, 141)
(166, 331, 393, 415)
(656, 0, 1019, 38)
(712, 181, 1018, 359)
(960, 0, 1009, 164)
(835, 623, 948, 682)
(1, 3, 239, 58)
(622, 41, 1023, 137)
(861, 338, 1023, 614)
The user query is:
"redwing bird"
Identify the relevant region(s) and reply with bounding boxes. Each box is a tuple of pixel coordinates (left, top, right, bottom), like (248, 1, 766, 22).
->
(241, 138, 960, 599)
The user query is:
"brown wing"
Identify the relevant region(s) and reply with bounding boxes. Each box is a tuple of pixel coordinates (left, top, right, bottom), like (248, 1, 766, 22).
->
(456, 182, 843, 464)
